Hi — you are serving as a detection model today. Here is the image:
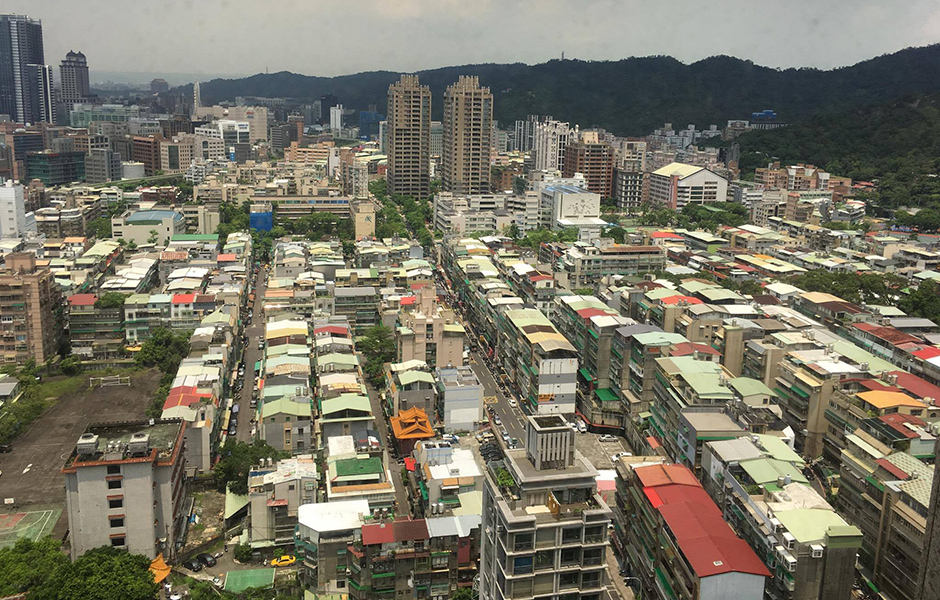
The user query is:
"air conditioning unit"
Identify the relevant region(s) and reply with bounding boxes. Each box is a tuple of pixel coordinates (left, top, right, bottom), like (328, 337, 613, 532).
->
(811, 544, 824, 559)
(784, 532, 796, 550)
(786, 557, 797, 573)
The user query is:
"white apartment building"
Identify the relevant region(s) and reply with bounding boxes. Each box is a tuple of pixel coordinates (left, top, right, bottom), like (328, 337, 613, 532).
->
(0, 180, 28, 239)
(539, 184, 606, 241)
(432, 191, 541, 235)
(649, 161, 729, 210)
(532, 119, 578, 171)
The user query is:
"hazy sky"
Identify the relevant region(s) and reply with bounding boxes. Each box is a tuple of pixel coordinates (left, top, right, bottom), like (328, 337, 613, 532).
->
(12, 0, 940, 82)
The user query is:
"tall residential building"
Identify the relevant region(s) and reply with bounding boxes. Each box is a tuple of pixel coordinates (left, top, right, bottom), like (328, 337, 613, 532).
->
(479, 415, 613, 600)
(0, 14, 46, 124)
(442, 76, 493, 195)
(513, 115, 539, 152)
(150, 78, 169, 94)
(532, 118, 577, 171)
(430, 120, 443, 157)
(0, 252, 64, 363)
(330, 104, 344, 135)
(59, 50, 90, 105)
(561, 136, 615, 197)
(0, 180, 27, 238)
(25, 64, 55, 124)
(193, 80, 201, 109)
(387, 75, 431, 199)
(918, 441, 940, 600)
(62, 419, 187, 560)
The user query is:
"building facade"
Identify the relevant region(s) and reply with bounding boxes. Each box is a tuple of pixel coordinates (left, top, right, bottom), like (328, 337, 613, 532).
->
(387, 75, 432, 200)
(442, 76, 493, 195)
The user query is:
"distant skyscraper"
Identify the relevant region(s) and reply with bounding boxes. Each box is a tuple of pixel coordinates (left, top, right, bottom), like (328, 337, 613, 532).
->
(193, 81, 201, 109)
(533, 118, 577, 171)
(430, 121, 443, 157)
(513, 115, 539, 152)
(26, 64, 55, 124)
(0, 14, 49, 124)
(150, 78, 169, 94)
(442, 76, 493, 195)
(59, 50, 90, 104)
(386, 75, 431, 200)
(329, 104, 344, 135)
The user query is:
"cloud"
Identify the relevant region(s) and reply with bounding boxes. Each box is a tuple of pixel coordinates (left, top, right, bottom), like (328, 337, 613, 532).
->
(7, 0, 940, 80)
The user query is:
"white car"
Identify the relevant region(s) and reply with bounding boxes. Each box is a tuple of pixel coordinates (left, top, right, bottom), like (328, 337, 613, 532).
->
(599, 434, 618, 442)
(508, 399, 517, 408)
(610, 452, 633, 461)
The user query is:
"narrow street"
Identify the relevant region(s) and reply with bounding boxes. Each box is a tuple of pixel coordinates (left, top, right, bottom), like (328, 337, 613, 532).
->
(364, 380, 411, 514)
(236, 267, 267, 442)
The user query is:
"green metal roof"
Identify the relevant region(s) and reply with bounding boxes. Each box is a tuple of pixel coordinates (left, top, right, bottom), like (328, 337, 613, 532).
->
(595, 388, 618, 402)
(262, 397, 312, 418)
(334, 456, 383, 478)
(728, 377, 775, 398)
(171, 233, 219, 242)
(774, 509, 852, 545)
(397, 371, 435, 386)
(321, 394, 372, 416)
(739, 458, 809, 486)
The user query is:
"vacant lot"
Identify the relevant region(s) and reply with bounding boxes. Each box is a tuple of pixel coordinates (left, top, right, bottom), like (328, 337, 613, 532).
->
(0, 368, 161, 540)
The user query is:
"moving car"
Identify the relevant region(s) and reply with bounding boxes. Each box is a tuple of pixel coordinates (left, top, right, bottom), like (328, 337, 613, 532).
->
(508, 399, 517, 408)
(196, 552, 217, 567)
(182, 558, 203, 572)
(271, 555, 296, 567)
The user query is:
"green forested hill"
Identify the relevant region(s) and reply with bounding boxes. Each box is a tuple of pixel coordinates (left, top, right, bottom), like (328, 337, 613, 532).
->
(182, 44, 940, 136)
(732, 93, 940, 211)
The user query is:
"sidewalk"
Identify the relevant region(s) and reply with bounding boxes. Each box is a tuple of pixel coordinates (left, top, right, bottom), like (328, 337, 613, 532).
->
(606, 546, 636, 600)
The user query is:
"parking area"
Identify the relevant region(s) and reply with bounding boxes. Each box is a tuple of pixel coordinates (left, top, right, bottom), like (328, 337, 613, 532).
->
(575, 430, 632, 471)
(0, 368, 162, 541)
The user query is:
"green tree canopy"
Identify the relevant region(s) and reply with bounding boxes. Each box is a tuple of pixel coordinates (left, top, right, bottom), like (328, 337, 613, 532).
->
(215, 439, 287, 494)
(358, 325, 397, 387)
(94, 292, 128, 309)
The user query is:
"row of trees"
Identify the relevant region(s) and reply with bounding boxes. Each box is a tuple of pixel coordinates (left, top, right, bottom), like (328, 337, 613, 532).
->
(134, 327, 194, 418)
(369, 180, 436, 248)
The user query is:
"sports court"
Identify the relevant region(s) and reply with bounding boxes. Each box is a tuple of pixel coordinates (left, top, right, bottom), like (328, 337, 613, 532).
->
(224, 568, 275, 592)
(0, 507, 61, 549)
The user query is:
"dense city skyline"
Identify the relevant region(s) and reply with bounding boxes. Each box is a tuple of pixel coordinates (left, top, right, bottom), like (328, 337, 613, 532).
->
(5, 0, 940, 81)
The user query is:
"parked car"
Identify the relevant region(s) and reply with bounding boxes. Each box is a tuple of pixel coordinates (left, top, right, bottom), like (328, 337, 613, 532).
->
(577, 420, 587, 433)
(197, 553, 217, 567)
(232, 404, 240, 414)
(182, 558, 203, 572)
(0, 444, 11, 453)
(599, 434, 618, 442)
(610, 452, 632, 462)
(229, 424, 237, 436)
(508, 399, 517, 408)
(493, 416, 501, 426)
(271, 555, 296, 567)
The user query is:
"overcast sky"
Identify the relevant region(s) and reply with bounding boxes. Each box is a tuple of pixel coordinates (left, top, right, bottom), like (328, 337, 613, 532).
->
(12, 0, 940, 82)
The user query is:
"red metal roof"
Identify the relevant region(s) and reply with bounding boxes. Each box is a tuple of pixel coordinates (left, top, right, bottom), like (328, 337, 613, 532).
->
(576, 308, 612, 319)
(361, 518, 429, 546)
(171, 294, 196, 304)
(400, 296, 417, 306)
(649, 477, 770, 579)
(314, 325, 348, 336)
(669, 342, 721, 357)
(878, 413, 926, 438)
(634, 464, 699, 488)
(217, 253, 237, 261)
(68, 294, 97, 306)
(529, 274, 554, 282)
(651, 231, 683, 239)
(660, 295, 704, 306)
(888, 371, 940, 401)
(404, 457, 416, 471)
(875, 458, 911, 481)
(912, 347, 940, 360)
(851, 323, 921, 346)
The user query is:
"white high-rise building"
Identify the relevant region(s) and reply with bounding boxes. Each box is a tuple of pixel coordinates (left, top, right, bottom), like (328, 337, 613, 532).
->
(0, 180, 28, 239)
(330, 104, 344, 135)
(193, 80, 201, 109)
(532, 118, 578, 171)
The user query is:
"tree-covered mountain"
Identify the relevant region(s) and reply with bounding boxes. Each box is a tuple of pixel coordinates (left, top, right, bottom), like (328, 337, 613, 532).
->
(732, 92, 940, 211)
(182, 44, 940, 135)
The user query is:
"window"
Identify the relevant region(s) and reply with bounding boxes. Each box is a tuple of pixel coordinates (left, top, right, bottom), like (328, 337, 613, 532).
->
(110, 518, 124, 528)
(107, 479, 122, 490)
(288, 484, 295, 491)
(107, 465, 121, 475)
(110, 537, 125, 547)
(108, 498, 123, 509)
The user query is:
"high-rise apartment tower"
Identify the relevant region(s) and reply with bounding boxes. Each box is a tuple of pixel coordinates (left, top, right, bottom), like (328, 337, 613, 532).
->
(386, 75, 431, 200)
(442, 76, 493, 195)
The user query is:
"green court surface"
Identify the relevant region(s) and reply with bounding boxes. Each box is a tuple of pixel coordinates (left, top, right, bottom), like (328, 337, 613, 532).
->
(224, 568, 276, 592)
(0, 507, 62, 549)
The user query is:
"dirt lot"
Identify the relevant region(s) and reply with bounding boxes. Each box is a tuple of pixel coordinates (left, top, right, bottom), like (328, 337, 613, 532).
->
(0, 368, 162, 540)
